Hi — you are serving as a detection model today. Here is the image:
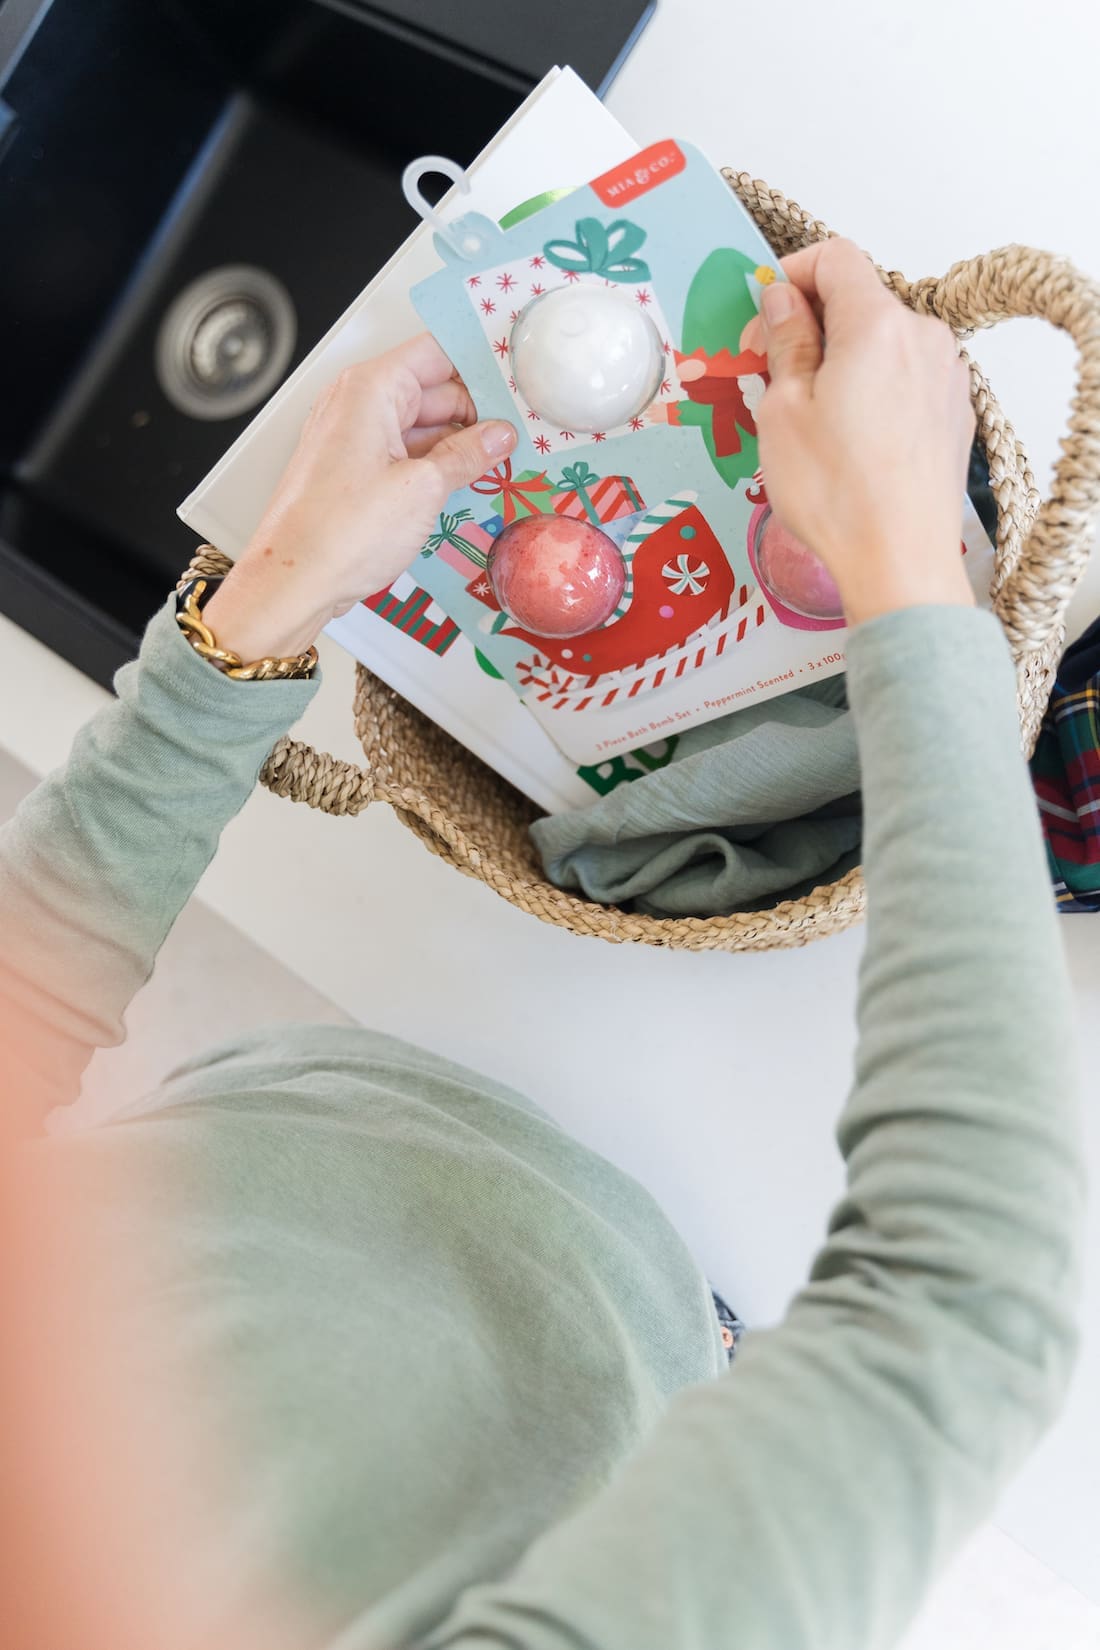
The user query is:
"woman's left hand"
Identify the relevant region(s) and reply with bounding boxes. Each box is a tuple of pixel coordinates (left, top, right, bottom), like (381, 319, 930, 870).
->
(202, 334, 516, 662)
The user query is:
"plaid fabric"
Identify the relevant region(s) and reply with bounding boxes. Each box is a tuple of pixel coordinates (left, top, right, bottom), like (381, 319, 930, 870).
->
(711, 1289, 746, 1365)
(1030, 615, 1100, 912)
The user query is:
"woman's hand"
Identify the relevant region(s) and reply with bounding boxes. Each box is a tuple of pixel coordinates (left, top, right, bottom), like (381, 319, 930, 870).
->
(741, 239, 976, 626)
(202, 335, 516, 661)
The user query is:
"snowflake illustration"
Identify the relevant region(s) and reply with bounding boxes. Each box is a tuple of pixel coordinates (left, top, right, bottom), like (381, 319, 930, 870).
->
(479, 297, 496, 315)
(529, 254, 546, 269)
(526, 409, 542, 421)
(635, 289, 652, 306)
(562, 269, 581, 283)
(559, 429, 575, 441)
(467, 274, 482, 287)
(508, 376, 517, 391)
(492, 336, 509, 357)
(663, 338, 672, 354)
(660, 378, 672, 395)
(509, 309, 521, 323)
(629, 416, 645, 431)
(472, 579, 491, 597)
(591, 430, 606, 442)
(530, 283, 545, 297)
(497, 271, 517, 291)
(533, 433, 551, 454)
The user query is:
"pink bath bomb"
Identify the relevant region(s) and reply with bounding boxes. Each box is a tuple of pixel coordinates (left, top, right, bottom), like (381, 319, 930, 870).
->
(487, 514, 626, 638)
(756, 513, 844, 620)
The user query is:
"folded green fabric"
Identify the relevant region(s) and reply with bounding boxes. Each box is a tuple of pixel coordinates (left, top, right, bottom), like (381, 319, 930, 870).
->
(530, 677, 861, 917)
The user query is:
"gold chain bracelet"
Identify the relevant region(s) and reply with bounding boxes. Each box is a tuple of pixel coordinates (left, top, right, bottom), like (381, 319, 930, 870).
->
(175, 577, 318, 681)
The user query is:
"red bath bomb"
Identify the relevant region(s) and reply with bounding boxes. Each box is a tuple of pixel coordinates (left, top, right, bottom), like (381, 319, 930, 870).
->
(756, 513, 844, 619)
(487, 514, 626, 639)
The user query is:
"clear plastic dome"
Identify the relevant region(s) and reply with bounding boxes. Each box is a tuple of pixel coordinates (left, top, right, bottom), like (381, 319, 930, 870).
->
(488, 515, 626, 638)
(510, 286, 665, 433)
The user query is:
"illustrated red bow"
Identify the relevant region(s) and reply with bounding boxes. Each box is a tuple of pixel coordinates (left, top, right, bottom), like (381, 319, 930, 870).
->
(470, 458, 553, 524)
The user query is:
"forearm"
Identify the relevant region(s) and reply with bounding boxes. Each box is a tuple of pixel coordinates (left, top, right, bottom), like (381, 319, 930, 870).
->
(750, 604, 1083, 1637)
(427, 606, 1082, 1650)
(819, 602, 1081, 1353)
(0, 599, 317, 1130)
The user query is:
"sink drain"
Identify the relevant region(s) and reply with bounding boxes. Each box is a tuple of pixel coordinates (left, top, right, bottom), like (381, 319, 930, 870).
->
(155, 265, 297, 421)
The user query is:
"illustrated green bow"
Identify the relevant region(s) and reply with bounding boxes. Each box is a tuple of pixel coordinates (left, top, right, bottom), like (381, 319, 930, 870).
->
(556, 461, 604, 524)
(422, 508, 487, 568)
(543, 218, 651, 284)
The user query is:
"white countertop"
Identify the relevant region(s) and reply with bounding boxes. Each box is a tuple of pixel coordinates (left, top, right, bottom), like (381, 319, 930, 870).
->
(2, 0, 1098, 1607)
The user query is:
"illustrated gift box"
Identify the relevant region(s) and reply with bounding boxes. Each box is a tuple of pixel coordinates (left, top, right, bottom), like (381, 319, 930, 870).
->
(363, 576, 461, 657)
(470, 457, 556, 524)
(421, 509, 500, 580)
(462, 458, 646, 539)
(552, 461, 643, 526)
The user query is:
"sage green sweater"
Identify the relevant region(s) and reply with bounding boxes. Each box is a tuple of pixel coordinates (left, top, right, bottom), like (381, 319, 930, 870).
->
(0, 598, 1082, 1650)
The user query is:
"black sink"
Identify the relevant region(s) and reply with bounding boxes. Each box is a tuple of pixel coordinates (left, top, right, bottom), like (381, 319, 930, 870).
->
(0, 0, 654, 685)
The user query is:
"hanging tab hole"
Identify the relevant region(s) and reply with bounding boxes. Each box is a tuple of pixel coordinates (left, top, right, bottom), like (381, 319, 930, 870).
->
(401, 155, 477, 260)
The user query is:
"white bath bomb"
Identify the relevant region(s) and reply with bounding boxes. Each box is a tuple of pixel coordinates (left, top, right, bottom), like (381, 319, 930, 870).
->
(510, 286, 664, 433)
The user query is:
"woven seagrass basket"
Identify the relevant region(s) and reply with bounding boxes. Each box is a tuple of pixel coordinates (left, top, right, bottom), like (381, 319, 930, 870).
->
(186, 173, 1100, 952)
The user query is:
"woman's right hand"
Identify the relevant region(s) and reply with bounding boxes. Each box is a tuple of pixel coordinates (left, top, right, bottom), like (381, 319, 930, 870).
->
(741, 238, 976, 626)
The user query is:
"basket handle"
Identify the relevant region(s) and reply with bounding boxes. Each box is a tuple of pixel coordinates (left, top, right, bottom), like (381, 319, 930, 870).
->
(260, 728, 477, 861)
(903, 246, 1100, 651)
(260, 734, 380, 815)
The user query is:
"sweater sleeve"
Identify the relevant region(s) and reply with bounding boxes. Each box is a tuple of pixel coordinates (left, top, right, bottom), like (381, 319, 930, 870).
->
(425, 606, 1083, 1650)
(0, 598, 318, 1132)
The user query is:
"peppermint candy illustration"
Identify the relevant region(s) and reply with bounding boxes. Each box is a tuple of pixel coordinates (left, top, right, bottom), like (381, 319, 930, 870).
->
(661, 553, 710, 596)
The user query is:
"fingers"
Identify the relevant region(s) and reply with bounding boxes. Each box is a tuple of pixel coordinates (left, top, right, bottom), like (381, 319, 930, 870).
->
(422, 419, 517, 494)
(380, 331, 461, 388)
(411, 379, 477, 432)
(741, 239, 886, 357)
(324, 334, 466, 421)
(740, 314, 764, 353)
(778, 238, 893, 335)
(405, 424, 464, 459)
(757, 280, 823, 391)
(318, 344, 470, 460)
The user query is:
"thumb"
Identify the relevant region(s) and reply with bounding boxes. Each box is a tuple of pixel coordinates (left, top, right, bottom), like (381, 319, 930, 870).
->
(426, 419, 517, 494)
(759, 281, 822, 390)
